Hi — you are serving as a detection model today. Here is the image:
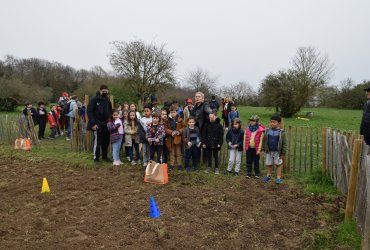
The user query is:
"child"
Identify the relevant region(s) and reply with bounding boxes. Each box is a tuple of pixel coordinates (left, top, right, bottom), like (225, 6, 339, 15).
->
(202, 112, 224, 174)
(130, 103, 142, 120)
(146, 113, 166, 162)
(140, 104, 153, 167)
(124, 111, 141, 165)
(47, 105, 58, 139)
(262, 115, 287, 184)
(183, 98, 193, 126)
(227, 104, 240, 127)
(107, 109, 124, 166)
(226, 118, 244, 176)
(160, 108, 169, 163)
(165, 106, 185, 170)
(172, 100, 184, 119)
(122, 109, 130, 161)
(183, 116, 201, 172)
(37, 102, 47, 139)
(245, 115, 265, 178)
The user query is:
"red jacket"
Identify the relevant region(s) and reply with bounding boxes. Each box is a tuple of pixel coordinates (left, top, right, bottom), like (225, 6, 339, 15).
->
(47, 111, 57, 128)
(244, 124, 265, 153)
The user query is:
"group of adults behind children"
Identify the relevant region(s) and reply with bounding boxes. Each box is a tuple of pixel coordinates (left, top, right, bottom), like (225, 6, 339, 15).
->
(85, 85, 287, 184)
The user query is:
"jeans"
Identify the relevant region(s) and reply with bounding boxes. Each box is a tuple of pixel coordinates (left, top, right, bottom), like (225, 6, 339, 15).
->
(112, 135, 123, 162)
(142, 142, 150, 164)
(227, 149, 242, 173)
(150, 144, 163, 162)
(246, 148, 260, 176)
(66, 116, 75, 138)
(206, 147, 219, 169)
(128, 140, 140, 161)
(185, 146, 199, 170)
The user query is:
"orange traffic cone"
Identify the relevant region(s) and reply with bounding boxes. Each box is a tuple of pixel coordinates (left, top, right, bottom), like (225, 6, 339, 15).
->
(41, 177, 50, 193)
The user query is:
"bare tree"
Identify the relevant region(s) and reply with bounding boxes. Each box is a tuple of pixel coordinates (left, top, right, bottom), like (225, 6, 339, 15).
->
(109, 40, 177, 103)
(291, 46, 334, 87)
(185, 67, 217, 97)
(219, 81, 257, 105)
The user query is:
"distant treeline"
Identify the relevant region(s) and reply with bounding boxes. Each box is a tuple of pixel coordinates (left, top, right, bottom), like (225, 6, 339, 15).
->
(0, 54, 368, 112)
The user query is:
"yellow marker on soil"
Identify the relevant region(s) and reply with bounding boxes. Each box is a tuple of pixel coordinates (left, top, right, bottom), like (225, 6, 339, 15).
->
(41, 177, 50, 193)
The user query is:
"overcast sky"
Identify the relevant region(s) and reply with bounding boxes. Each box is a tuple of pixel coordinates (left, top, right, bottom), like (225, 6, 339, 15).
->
(1, 0, 369, 89)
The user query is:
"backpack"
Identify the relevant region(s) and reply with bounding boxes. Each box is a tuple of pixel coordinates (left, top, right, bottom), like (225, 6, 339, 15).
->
(63, 101, 72, 115)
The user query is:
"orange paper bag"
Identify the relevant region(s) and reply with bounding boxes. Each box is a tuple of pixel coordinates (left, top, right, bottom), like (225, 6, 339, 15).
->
(144, 160, 168, 185)
(14, 138, 32, 151)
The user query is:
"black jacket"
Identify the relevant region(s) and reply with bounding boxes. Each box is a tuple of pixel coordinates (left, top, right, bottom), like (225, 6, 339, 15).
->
(226, 128, 244, 152)
(202, 118, 224, 148)
(87, 92, 112, 130)
(190, 101, 212, 132)
(360, 99, 370, 137)
(23, 107, 38, 125)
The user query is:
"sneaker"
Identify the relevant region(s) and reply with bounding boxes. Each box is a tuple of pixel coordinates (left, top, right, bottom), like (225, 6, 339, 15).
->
(262, 176, 271, 182)
(245, 174, 252, 178)
(48, 137, 55, 140)
(275, 178, 283, 184)
(186, 167, 191, 172)
(215, 168, 220, 175)
(131, 161, 137, 166)
(143, 162, 148, 167)
(60, 132, 64, 136)
(126, 156, 131, 161)
(137, 159, 141, 165)
(204, 167, 211, 174)
(118, 161, 124, 165)
(113, 161, 120, 166)
(254, 175, 260, 179)
(234, 172, 239, 176)
(66, 137, 71, 141)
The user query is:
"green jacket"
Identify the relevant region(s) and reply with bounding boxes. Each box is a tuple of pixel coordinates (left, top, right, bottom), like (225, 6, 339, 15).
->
(262, 128, 288, 154)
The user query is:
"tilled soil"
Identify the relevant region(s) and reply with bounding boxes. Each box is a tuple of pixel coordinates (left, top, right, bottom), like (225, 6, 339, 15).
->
(0, 159, 343, 249)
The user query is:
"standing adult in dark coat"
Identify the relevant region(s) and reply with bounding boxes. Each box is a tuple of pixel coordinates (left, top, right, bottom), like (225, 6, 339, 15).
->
(360, 86, 370, 145)
(87, 85, 113, 162)
(37, 101, 47, 139)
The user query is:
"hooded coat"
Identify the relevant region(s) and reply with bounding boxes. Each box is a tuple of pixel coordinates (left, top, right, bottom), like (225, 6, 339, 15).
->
(202, 117, 224, 149)
(87, 91, 112, 131)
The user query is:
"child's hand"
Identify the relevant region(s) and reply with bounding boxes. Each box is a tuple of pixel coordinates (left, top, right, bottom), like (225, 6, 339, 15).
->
(217, 144, 221, 148)
(155, 138, 159, 143)
(233, 144, 238, 149)
(202, 144, 206, 149)
(187, 141, 192, 147)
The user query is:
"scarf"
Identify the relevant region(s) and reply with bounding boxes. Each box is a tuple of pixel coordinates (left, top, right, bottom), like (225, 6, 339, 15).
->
(248, 124, 259, 133)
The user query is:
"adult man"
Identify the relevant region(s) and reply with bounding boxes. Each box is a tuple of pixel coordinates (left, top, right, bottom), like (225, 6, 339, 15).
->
(360, 86, 370, 145)
(65, 95, 78, 141)
(209, 95, 220, 113)
(87, 85, 112, 162)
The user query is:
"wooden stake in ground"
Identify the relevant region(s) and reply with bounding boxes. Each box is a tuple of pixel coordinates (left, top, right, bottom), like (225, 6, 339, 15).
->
(322, 128, 327, 176)
(345, 139, 363, 220)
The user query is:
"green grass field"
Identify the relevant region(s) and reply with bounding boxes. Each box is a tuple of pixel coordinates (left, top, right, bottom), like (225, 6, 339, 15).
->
(236, 106, 362, 132)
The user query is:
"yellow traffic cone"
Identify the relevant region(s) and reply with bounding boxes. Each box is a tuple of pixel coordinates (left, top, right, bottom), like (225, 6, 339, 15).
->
(41, 177, 50, 193)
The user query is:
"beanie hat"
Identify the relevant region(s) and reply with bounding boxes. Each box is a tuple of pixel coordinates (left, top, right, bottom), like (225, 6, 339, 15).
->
(270, 115, 282, 123)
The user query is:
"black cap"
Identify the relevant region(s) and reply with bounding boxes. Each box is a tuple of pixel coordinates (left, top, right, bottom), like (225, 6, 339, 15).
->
(270, 115, 282, 123)
(364, 86, 370, 91)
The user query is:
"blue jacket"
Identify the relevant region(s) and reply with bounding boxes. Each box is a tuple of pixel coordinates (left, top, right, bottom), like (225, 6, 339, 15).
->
(228, 110, 240, 124)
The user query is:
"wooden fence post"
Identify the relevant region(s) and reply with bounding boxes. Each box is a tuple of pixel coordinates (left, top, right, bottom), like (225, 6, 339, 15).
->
(322, 128, 327, 176)
(84, 95, 90, 152)
(345, 139, 363, 220)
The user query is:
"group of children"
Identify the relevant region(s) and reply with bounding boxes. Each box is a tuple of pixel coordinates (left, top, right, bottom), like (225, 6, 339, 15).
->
(107, 100, 287, 184)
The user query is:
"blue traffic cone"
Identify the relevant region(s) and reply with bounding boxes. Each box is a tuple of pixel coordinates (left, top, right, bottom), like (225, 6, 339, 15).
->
(150, 196, 161, 218)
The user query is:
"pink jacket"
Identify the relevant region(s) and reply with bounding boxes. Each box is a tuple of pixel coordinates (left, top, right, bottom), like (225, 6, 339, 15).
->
(244, 124, 265, 153)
